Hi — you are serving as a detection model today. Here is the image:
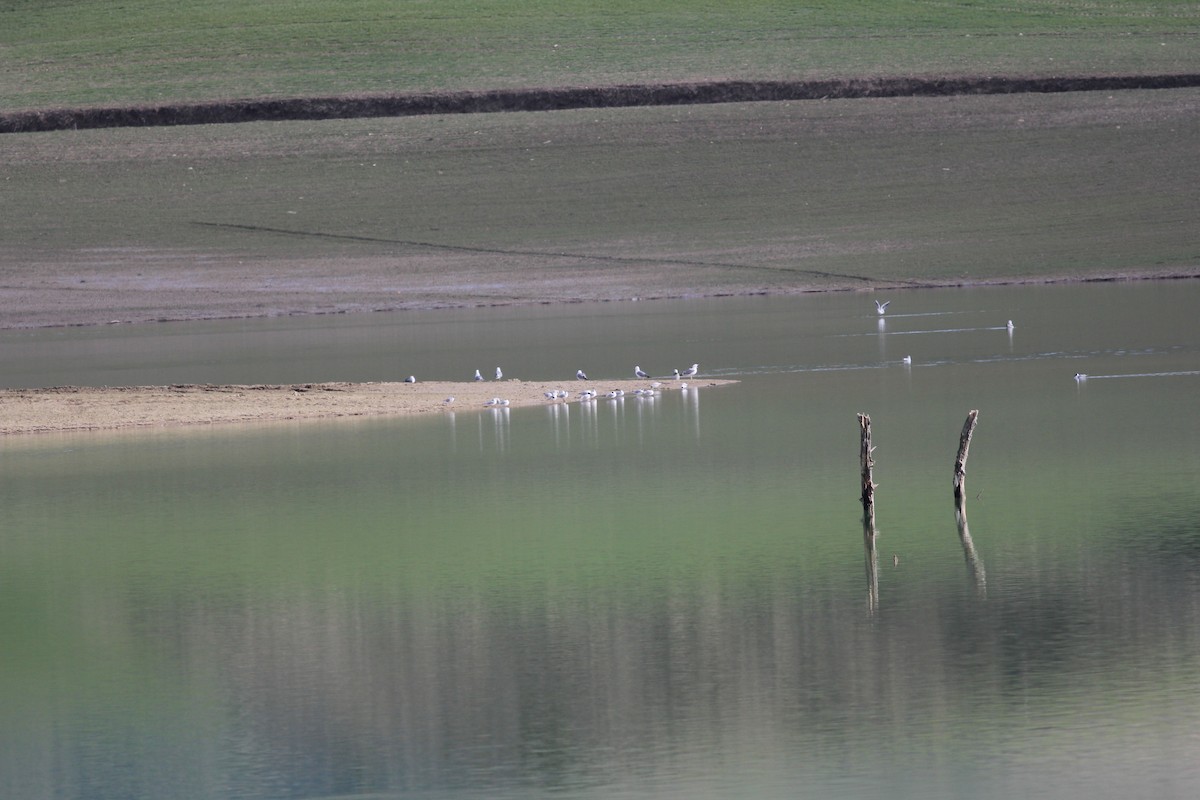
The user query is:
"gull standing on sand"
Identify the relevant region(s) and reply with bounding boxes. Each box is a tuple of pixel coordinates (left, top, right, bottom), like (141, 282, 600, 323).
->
(404, 375, 416, 383)
(635, 365, 650, 379)
(495, 367, 503, 380)
(876, 300, 890, 315)
(474, 369, 484, 381)
(681, 363, 699, 378)
(576, 369, 588, 380)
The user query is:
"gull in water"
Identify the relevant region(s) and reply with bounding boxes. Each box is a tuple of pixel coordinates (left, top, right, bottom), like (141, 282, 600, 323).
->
(404, 375, 416, 383)
(1074, 373, 1088, 382)
(495, 366, 503, 380)
(576, 369, 588, 380)
(634, 365, 650, 379)
(606, 390, 621, 399)
(1007, 320, 1015, 331)
(876, 300, 890, 315)
(902, 356, 912, 365)
(474, 369, 484, 381)
(579, 389, 597, 400)
(680, 382, 689, 390)
(681, 363, 699, 378)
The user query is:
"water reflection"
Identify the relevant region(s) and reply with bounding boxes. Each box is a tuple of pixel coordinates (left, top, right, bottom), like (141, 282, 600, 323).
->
(955, 503, 988, 598)
(863, 522, 880, 616)
(476, 406, 511, 452)
(547, 401, 569, 450)
(680, 386, 700, 440)
(3, 282, 1200, 799)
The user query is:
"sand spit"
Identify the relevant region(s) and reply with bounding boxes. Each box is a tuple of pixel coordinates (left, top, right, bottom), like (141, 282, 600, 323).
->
(0, 379, 736, 436)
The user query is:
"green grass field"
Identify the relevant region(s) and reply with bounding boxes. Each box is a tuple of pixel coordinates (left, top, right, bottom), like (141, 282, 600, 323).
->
(3, 0, 1198, 110)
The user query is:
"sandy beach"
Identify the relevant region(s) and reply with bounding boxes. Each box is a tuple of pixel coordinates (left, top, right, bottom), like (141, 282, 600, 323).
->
(0, 379, 735, 435)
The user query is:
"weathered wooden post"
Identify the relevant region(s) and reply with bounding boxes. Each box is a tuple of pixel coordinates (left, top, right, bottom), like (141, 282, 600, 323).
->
(858, 413, 879, 613)
(858, 413, 876, 519)
(952, 410, 979, 506)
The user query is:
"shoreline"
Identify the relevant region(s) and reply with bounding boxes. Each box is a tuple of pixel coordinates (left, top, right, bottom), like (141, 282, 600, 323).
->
(0, 380, 736, 436)
(4, 270, 1197, 332)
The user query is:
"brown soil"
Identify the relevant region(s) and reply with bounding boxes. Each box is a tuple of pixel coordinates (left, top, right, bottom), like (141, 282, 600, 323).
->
(4, 74, 1199, 134)
(0, 380, 735, 436)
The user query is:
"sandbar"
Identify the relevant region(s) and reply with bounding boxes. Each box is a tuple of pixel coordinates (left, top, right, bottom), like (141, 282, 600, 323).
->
(0, 379, 736, 436)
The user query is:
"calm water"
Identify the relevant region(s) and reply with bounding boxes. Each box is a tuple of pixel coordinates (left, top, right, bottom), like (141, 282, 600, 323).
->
(2, 282, 1199, 799)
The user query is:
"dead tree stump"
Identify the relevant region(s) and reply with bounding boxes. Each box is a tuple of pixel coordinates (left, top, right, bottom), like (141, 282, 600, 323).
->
(953, 410, 979, 506)
(858, 414, 876, 511)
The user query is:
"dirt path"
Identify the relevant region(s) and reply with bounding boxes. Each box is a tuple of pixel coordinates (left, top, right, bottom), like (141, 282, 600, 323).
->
(0, 380, 735, 435)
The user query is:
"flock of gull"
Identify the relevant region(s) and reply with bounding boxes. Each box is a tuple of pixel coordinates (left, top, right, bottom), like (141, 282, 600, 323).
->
(430, 363, 700, 407)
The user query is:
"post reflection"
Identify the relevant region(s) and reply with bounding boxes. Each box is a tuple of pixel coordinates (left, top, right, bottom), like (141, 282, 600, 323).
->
(863, 521, 879, 616)
(954, 502, 987, 598)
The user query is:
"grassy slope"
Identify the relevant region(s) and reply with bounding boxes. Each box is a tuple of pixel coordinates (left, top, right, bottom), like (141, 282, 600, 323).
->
(3, 0, 1198, 110)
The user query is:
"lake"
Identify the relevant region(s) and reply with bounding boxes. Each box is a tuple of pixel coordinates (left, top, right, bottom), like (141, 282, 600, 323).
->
(2, 281, 1199, 799)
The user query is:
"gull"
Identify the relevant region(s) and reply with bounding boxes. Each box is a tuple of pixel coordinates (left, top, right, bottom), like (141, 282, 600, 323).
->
(404, 375, 416, 383)
(634, 365, 650, 379)
(444, 397, 455, 404)
(1074, 373, 1088, 382)
(680, 382, 689, 390)
(1007, 320, 1015, 331)
(576, 369, 588, 380)
(681, 363, 699, 378)
(498, 398, 510, 406)
(474, 369, 484, 381)
(579, 389, 597, 400)
(606, 390, 621, 399)
(484, 397, 500, 406)
(495, 367, 503, 380)
(650, 381, 662, 388)
(902, 356, 912, 365)
(544, 391, 558, 399)
(672, 368, 681, 380)
(875, 300, 890, 315)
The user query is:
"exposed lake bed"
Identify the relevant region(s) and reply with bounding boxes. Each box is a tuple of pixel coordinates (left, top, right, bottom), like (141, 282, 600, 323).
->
(0, 379, 734, 435)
